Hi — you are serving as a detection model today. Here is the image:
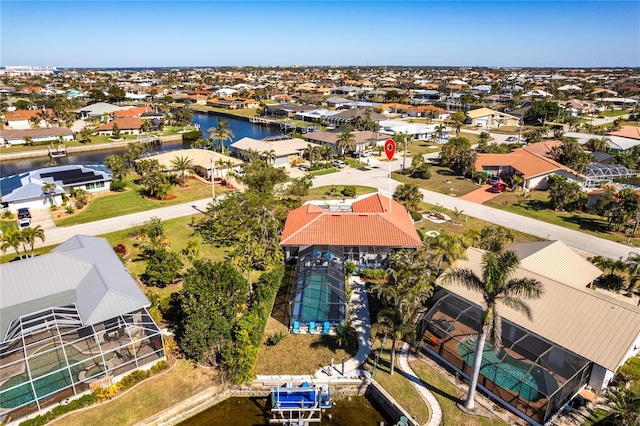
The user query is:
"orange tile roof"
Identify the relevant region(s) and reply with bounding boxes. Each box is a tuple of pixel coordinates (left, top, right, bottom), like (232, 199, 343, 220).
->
(608, 125, 640, 140)
(96, 117, 143, 131)
(475, 147, 579, 179)
(112, 106, 152, 118)
(5, 109, 53, 121)
(521, 140, 563, 158)
(281, 194, 422, 248)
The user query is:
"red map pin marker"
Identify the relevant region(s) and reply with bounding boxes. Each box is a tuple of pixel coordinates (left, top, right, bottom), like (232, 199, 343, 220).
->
(384, 139, 396, 161)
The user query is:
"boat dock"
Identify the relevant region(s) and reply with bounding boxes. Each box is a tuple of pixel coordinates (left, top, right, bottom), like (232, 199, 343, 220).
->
(48, 143, 67, 157)
(269, 383, 332, 424)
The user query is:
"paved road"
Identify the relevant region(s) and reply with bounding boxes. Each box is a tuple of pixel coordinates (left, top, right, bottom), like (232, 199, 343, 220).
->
(32, 157, 638, 260)
(311, 160, 640, 260)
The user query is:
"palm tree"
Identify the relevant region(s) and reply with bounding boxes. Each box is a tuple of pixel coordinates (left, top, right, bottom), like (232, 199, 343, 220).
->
(429, 232, 468, 273)
(170, 155, 194, 184)
(41, 182, 58, 207)
(336, 130, 356, 155)
(392, 183, 422, 212)
(625, 252, 640, 291)
(21, 225, 45, 257)
(585, 137, 611, 153)
(1, 229, 25, 259)
(376, 307, 415, 376)
(208, 118, 234, 154)
(335, 319, 357, 348)
(261, 149, 276, 164)
(442, 250, 544, 410)
(604, 385, 640, 426)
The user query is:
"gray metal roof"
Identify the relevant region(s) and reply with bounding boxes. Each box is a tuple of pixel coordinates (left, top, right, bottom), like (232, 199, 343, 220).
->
(0, 235, 149, 338)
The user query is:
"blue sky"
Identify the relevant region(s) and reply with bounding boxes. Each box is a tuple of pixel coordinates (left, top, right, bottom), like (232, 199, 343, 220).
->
(1, 1, 638, 68)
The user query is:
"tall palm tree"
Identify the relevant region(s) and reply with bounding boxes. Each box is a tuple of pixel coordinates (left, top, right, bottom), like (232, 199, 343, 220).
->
(21, 225, 45, 257)
(625, 252, 640, 291)
(170, 155, 194, 184)
(377, 307, 415, 376)
(208, 118, 234, 154)
(41, 182, 58, 207)
(261, 149, 276, 164)
(442, 250, 544, 410)
(429, 232, 468, 273)
(336, 130, 356, 155)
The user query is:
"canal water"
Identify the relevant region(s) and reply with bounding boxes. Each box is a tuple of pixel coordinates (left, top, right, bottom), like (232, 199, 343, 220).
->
(0, 113, 283, 177)
(178, 396, 394, 426)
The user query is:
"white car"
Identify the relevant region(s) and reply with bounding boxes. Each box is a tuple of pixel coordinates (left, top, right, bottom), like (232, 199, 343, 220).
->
(331, 160, 346, 169)
(505, 136, 518, 142)
(17, 217, 31, 229)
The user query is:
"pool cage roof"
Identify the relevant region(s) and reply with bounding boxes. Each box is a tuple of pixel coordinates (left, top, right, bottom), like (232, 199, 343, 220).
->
(420, 290, 592, 424)
(0, 305, 164, 423)
(585, 163, 637, 182)
(289, 246, 347, 326)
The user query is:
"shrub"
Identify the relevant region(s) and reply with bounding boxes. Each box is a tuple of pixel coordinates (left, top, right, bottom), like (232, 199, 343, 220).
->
(410, 211, 422, 222)
(118, 369, 149, 391)
(110, 180, 127, 192)
(360, 269, 386, 280)
(65, 204, 75, 214)
(617, 357, 640, 384)
(341, 186, 356, 197)
(18, 394, 98, 426)
(141, 249, 184, 287)
(113, 243, 128, 257)
(600, 274, 626, 292)
(344, 261, 357, 276)
(309, 161, 332, 172)
(2, 209, 14, 219)
(267, 332, 287, 346)
(150, 360, 169, 374)
(182, 130, 203, 143)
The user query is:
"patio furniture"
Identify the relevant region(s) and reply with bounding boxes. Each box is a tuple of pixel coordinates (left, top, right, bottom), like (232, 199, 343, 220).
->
(309, 321, 316, 334)
(292, 321, 299, 333)
(323, 322, 330, 334)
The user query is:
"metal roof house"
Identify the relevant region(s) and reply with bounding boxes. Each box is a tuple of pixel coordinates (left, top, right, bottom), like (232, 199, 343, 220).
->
(0, 236, 165, 423)
(0, 165, 112, 212)
(420, 241, 640, 425)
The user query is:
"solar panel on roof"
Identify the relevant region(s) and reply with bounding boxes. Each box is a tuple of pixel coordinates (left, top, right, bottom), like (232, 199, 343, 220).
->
(0, 174, 24, 196)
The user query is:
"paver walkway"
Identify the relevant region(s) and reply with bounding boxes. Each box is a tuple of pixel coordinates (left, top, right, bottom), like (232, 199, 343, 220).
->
(459, 184, 502, 203)
(398, 342, 442, 426)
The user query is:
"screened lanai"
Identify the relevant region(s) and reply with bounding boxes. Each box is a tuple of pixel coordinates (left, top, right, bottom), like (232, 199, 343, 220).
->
(419, 290, 592, 425)
(289, 246, 347, 332)
(583, 163, 637, 189)
(0, 306, 164, 423)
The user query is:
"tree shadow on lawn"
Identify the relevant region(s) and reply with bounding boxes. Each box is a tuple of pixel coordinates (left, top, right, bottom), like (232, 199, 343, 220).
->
(561, 215, 610, 235)
(436, 169, 456, 177)
(518, 199, 550, 211)
(368, 351, 462, 405)
(310, 335, 358, 356)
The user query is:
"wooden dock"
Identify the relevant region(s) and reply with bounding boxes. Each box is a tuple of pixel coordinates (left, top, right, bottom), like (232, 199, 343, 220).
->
(48, 143, 67, 157)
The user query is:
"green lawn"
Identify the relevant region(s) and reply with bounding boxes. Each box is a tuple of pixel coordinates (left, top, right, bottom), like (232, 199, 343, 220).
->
(484, 190, 634, 245)
(0, 219, 18, 234)
(364, 338, 430, 425)
(392, 167, 479, 197)
(601, 109, 631, 117)
(409, 359, 509, 426)
(309, 167, 338, 177)
(415, 201, 543, 245)
(54, 177, 227, 227)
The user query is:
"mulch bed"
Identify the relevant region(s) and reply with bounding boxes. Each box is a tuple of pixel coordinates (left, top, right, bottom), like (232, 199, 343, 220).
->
(145, 194, 178, 201)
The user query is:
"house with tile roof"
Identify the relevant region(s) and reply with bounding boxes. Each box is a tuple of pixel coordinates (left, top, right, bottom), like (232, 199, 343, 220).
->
(112, 106, 152, 118)
(465, 107, 519, 128)
(280, 193, 421, 333)
(422, 241, 640, 425)
(96, 117, 143, 135)
(475, 142, 584, 190)
(4, 109, 54, 129)
(0, 127, 73, 147)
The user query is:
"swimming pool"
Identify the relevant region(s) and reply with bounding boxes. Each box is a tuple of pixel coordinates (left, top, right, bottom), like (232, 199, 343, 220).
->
(457, 338, 556, 402)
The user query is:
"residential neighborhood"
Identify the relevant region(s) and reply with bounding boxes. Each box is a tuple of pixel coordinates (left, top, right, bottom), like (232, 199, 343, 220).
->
(1, 2, 640, 424)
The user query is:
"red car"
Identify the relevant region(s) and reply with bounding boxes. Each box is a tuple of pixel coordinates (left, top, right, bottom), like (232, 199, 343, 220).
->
(489, 182, 508, 193)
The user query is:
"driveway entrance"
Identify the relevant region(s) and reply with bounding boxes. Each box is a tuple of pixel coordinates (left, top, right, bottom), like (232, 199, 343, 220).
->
(459, 185, 503, 204)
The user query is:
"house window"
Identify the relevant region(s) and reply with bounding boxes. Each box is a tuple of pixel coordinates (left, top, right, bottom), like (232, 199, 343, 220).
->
(85, 181, 105, 190)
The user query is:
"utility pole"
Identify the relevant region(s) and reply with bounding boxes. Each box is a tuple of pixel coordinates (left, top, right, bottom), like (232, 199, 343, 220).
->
(210, 156, 216, 200)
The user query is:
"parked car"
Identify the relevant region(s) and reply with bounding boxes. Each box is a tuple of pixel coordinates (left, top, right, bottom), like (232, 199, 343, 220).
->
(298, 164, 310, 171)
(17, 217, 31, 229)
(331, 160, 346, 169)
(506, 136, 518, 142)
(489, 182, 508, 193)
(17, 208, 31, 220)
(489, 176, 502, 185)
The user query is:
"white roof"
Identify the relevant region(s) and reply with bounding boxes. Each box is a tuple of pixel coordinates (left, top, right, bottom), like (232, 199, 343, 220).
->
(0, 236, 149, 338)
(444, 243, 640, 371)
(565, 132, 640, 152)
(231, 137, 298, 157)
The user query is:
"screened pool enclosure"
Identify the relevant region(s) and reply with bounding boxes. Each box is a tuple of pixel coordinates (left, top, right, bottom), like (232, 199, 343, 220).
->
(0, 306, 164, 423)
(289, 246, 348, 332)
(419, 290, 592, 425)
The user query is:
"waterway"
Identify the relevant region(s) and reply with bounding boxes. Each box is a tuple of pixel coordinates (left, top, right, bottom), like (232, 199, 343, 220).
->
(178, 396, 394, 426)
(0, 113, 283, 177)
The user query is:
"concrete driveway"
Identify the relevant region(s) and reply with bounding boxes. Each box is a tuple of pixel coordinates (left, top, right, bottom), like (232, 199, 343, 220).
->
(459, 185, 503, 203)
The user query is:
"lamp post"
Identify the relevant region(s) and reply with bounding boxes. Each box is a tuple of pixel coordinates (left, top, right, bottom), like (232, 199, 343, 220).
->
(210, 156, 216, 200)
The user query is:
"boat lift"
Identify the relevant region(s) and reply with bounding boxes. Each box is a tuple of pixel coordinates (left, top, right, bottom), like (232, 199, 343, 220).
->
(269, 382, 332, 424)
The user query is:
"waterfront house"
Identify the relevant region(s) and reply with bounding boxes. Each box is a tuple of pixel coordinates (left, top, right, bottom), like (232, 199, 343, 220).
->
(0, 235, 166, 424)
(96, 117, 143, 136)
(230, 137, 317, 167)
(76, 102, 125, 119)
(0, 127, 73, 147)
(112, 106, 153, 119)
(4, 109, 54, 129)
(139, 148, 242, 180)
(422, 241, 640, 425)
(325, 108, 385, 127)
(378, 120, 449, 142)
(280, 193, 422, 334)
(303, 130, 387, 153)
(0, 164, 112, 212)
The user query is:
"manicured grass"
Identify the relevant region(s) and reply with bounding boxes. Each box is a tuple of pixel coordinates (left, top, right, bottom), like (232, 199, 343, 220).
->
(1, 245, 55, 264)
(409, 359, 509, 426)
(581, 408, 614, 426)
(49, 359, 220, 426)
(304, 185, 378, 201)
(601, 109, 631, 117)
(254, 317, 358, 375)
(54, 177, 229, 227)
(484, 190, 634, 244)
(363, 337, 430, 424)
(0, 219, 18, 234)
(415, 201, 543, 245)
(392, 167, 479, 197)
(309, 167, 338, 176)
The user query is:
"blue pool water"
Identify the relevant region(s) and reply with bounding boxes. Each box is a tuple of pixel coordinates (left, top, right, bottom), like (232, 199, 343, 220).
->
(457, 338, 554, 402)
